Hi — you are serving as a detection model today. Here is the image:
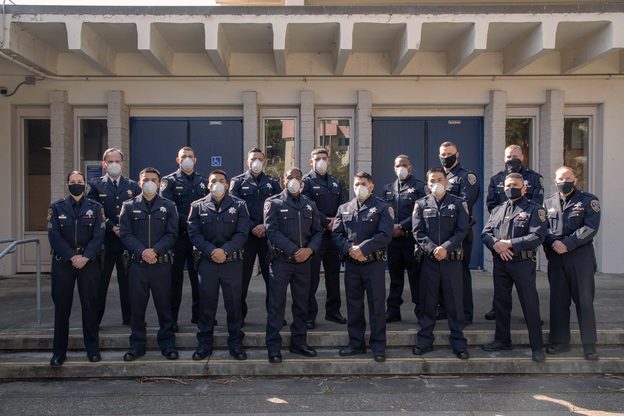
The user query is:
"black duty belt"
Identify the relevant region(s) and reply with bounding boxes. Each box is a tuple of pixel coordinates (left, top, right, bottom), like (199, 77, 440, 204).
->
(347, 250, 387, 264)
(130, 253, 174, 264)
(208, 249, 245, 264)
(512, 250, 537, 260)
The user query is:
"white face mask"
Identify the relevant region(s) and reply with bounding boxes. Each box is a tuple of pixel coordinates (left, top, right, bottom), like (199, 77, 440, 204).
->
(355, 185, 370, 201)
(106, 162, 122, 178)
(210, 182, 225, 198)
(395, 166, 408, 181)
(315, 159, 328, 175)
(287, 178, 302, 195)
(250, 159, 263, 174)
(430, 182, 446, 199)
(142, 181, 158, 196)
(180, 157, 195, 172)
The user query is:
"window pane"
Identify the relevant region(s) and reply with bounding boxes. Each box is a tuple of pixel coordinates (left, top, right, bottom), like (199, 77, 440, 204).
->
(564, 117, 590, 191)
(24, 119, 51, 232)
(80, 118, 108, 170)
(317, 118, 351, 188)
(264, 118, 296, 179)
(505, 118, 532, 168)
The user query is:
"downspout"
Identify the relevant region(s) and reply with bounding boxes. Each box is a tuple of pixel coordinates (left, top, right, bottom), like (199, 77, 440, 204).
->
(0, 0, 12, 48)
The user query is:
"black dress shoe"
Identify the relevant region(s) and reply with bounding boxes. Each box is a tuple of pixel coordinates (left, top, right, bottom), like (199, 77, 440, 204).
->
(584, 352, 599, 361)
(546, 344, 571, 355)
(374, 353, 386, 362)
(385, 313, 401, 323)
(49, 354, 66, 367)
(172, 323, 179, 333)
(123, 350, 145, 362)
(289, 344, 317, 357)
(306, 320, 315, 330)
(268, 352, 282, 363)
(163, 350, 179, 360)
(532, 349, 545, 363)
(412, 345, 433, 355)
(230, 349, 247, 361)
(88, 352, 102, 363)
(481, 340, 513, 352)
(325, 313, 347, 324)
(456, 351, 469, 360)
(192, 348, 212, 361)
(484, 308, 496, 320)
(339, 346, 366, 356)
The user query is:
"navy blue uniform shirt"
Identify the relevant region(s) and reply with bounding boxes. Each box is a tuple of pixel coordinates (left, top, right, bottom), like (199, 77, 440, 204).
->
(482, 196, 548, 254)
(332, 196, 394, 257)
(187, 193, 251, 256)
(119, 194, 179, 257)
(230, 171, 281, 228)
(47, 196, 106, 262)
(412, 193, 469, 256)
(302, 169, 348, 230)
(486, 167, 544, 212)
(88, 175, 141, 250)
(446, 164, 480, 217)
(263, 190, 323, 256)
(383, 174, 427, 231)
(543, 189, 601, 251)
(160, 169, 208, 234)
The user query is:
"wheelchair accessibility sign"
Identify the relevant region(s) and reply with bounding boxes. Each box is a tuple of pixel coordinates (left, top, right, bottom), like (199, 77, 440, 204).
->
(211, 156, 222, 167)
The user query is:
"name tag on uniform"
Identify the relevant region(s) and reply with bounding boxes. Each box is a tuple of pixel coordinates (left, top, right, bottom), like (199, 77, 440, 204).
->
(175, 186, 184, 189)
(280, 209, 289, 212)
(58, 214, 67, 219)
(424, 208, 434, 215)
(313, 186, 321, 189)
(242, 186, 250, 190)
(200, 213, 208, 216)
(99, 193, 107, 197)
(132, 210, 141, 213)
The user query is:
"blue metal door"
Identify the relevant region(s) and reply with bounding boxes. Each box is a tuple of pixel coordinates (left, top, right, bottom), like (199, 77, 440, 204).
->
(372, 117, 484, 268)
(130, 117, 244, 181)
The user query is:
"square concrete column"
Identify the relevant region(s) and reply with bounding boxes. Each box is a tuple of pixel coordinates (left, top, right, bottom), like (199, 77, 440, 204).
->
(299, 90, 315, 168)
(355, 90, 372, 174)
(107, 91, 130, 177)
(482, 90, 507, 271)
(539, 89, 565, 196)
(243, 91, 258, 154)
(50, 90, 73, 202)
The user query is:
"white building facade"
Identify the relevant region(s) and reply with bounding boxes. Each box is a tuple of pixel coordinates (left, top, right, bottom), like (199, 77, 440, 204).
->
(0, 2, 622, 274)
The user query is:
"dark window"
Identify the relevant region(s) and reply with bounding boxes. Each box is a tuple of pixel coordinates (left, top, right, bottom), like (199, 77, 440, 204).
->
(564, 117, 590, 191)
(24, 119, 51, 232)
(505, 118, 532, 168)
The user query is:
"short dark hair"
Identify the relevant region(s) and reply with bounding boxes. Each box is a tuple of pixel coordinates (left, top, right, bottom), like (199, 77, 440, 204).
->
(67, 170, 85, 182)
(505, 172, 524, 182)
(285, 167, 303, 178)
(354, 171, 374, 183)
(248, 147, 264, 156)
(209, 169, 228, 181)
(426, 167, 447, 179)
(311, 148, 329, 157)
(139, 167, 161, 180)
(440, 141, 457, 148)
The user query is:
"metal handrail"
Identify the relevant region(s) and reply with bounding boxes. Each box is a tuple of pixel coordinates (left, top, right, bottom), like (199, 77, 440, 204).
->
(0, 238, 42, 324)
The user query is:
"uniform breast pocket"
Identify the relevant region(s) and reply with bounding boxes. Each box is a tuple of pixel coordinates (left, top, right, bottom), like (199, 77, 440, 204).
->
(385, 192, 395, 203)
(221, 213, 237, 232)
(239, 187, 255, 198)
(341, 213, 353, 224)
(512, 219, 529, 237)
(302, 210, 313, 227)
(260, 186, 274, 197)
(200, 215, 214, 230)
(568, 212, 585, 230)
(440, 211, 456, 227)
(79, 217, 95, 228)
(423, 209, 437, 225)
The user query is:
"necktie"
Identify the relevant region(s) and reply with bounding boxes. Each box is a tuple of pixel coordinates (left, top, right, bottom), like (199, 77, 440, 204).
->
(500, 202, 512, 239)
(113, 180, 118, 190)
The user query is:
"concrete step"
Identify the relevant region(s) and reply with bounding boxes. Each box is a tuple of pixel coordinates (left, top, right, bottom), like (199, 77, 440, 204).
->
(1, 328, 622, 351)
(1, 346, 622, 379)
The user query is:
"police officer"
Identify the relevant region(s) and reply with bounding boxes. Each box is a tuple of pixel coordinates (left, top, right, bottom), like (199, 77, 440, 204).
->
(188, 169, 250, 361)
(383, 154, 426, 323)
(48, 171, 105, 366)
(161, 146, 208, 331)
(544, 166, 601, 361)
(439, 141, 479, 324)
(302, 148, 348, 329)
(412, 168, 469, 359)
(264, 168, 322, 363)
(481, 172, 548, 362)
(120, 167, 179, 361)
(88, 147, 141, 326)
(230, 148, 282, 323)
(333, 172, 393, 362)
(484, 144, 544, 321)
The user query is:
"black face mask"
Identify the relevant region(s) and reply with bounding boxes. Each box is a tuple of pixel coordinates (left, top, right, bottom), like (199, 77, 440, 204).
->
(504, 187, 523, 200)
(556, 181, 575, 194)
(505, 158, 522, 173)
(68, 183, 85, 197)
(439, 153, 457, 169)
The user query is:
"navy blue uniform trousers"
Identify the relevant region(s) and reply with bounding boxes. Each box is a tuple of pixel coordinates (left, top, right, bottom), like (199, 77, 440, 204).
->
(308, 234, 342, 320)
(386, 237, 420, 317)
(98, 250, 130, 325)
(242, 234, 272, 319)
(171, 236, 199, 324)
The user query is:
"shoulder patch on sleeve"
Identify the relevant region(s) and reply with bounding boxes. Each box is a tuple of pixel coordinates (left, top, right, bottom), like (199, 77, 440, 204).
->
(538, 208, 547, 223)
(590, 199, 600, 212)
(467, 173, 477, 186)
(388, 206, 395, 220)
(160, 178, 168, 191)
(47, 208, 53, 222)
(539, 176, 544, 186)
(264, 200, 271, 216)
(463, 201, 469, 214)
(100, 207, 106, 228)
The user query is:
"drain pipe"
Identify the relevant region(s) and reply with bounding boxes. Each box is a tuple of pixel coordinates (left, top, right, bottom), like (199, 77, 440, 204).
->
(0, 0, 13, 48)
